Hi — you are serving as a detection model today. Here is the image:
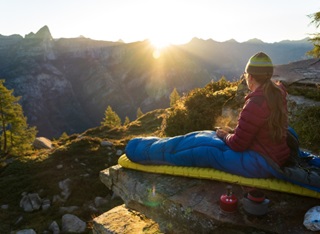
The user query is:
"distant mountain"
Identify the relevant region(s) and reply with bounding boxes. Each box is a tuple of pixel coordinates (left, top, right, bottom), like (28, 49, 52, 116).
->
(0, 26, 314, 138)
(181, 37, 312, 80)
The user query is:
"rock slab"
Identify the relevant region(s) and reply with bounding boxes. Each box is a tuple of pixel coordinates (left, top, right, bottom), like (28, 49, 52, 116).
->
(93, 205, 160, 234)
(95, 165, 320, 234)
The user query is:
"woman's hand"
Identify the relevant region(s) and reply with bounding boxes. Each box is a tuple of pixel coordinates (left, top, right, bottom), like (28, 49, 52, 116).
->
(216, 129, 229, 140)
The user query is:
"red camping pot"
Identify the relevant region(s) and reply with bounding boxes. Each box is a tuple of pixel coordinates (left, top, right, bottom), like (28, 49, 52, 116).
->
(243, 189, 269, 215)
(247, 189, 265, 203)
(220, 186, 238, 213)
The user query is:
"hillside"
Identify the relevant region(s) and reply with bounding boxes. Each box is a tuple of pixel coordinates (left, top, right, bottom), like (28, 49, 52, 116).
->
(0, 109, 166, 233)
(0, 26, 314, 138)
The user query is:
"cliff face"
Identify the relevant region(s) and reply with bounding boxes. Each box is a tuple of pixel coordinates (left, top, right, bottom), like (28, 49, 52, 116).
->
(0, 26, 315, 138)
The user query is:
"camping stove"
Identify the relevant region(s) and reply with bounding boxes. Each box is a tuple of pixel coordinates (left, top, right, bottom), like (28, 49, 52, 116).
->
(220, 185, 238, 213)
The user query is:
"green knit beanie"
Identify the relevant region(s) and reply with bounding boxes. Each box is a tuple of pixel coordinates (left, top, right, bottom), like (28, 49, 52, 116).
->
(245, 52, 273, 78)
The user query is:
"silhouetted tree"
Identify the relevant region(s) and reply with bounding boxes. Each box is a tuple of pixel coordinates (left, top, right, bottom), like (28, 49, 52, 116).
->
(170, 88, 181, 107)
(124, 116, 130, 125)
(136, 107, 143, 119)
(101, 105, 121, 127)
(59, 132, 69, 140)
(308, 11, 320, 58)
(0, 80, 37, 156)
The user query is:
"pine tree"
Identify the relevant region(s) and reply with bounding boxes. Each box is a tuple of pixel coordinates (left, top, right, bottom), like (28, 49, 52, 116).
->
(0, 80, 37, 156)
(170, 88, 180, 107)
(101, 105, 121, 127)
(136, 107, 143, 119)
(308, 11, 320, 58)
(59, 132, 69, 140)
(124, 116, 130, 125)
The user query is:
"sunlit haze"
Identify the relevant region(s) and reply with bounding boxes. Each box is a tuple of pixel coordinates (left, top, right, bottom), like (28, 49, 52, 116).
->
(0, 0, 319, 47)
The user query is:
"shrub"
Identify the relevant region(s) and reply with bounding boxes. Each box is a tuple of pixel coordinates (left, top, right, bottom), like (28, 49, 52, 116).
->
(290, 106, 320, 154)
(163, 78, 239, 136)
(287, 85, 320, 101)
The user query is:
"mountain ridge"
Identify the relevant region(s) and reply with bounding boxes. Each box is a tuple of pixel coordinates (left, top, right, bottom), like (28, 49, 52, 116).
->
(1, 25, 311, 45)
(0, 26, 315, 138)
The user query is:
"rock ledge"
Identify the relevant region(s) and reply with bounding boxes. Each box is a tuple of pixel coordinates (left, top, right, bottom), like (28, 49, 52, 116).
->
(93, 165, 319, 233)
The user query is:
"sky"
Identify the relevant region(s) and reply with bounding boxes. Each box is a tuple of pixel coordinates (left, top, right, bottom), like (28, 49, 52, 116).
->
(0, 0, 319, 47)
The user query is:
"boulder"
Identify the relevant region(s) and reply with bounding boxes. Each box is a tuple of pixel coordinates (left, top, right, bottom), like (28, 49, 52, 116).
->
(59, 178, 72, 200)
(33, 137, 52, 149)
(62, 214, 86, 233)
(20, 193, 42, 212)
(49, 221, 60, 234)
(96, 165, 320, 234)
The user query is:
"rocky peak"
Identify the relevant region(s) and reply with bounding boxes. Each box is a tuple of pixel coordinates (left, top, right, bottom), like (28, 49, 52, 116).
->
(25, 25, 53, 40)
(21, 25, 56, 61)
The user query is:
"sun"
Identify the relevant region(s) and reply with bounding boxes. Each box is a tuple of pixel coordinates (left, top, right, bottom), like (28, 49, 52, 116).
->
(149, 37, 172, 59)
(149, 34, 188, 59)
(150, 37, 171, 50)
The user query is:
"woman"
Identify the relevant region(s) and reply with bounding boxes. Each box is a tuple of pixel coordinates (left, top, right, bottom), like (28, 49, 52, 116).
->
(216, 52, 290, 166)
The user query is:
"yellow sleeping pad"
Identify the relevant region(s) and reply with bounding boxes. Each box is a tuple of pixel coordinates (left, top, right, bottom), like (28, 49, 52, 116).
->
(118, 154, 320, 199)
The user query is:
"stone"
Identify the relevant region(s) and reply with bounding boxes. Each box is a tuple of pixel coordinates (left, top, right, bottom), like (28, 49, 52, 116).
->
(88, 204, 99, 213)
(42, 199, 51, 211)
(49, 221, 60, 234)
(20, 193, 42, 212)
(1, 204, 9, 209)
(59, 178, 72, 200)
(116, 150, 123, 156)
(16, 229, 36, 234)
(101, 141, 113, 147)
(94, 196, 108, 208)
(303, 206, 320, 231)
(19, 196, 32, 212)
(62, 214, 86, 233)
(92, 205, 160, 234)
(28, 193, 42, 210)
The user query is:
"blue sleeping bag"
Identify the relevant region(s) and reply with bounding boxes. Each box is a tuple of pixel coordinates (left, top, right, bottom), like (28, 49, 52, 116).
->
(125, 130, 320, 192)
(126, 131, 280, 178)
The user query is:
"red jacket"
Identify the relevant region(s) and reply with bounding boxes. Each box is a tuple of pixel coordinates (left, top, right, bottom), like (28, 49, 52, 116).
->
(225, 85, 290, 166)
